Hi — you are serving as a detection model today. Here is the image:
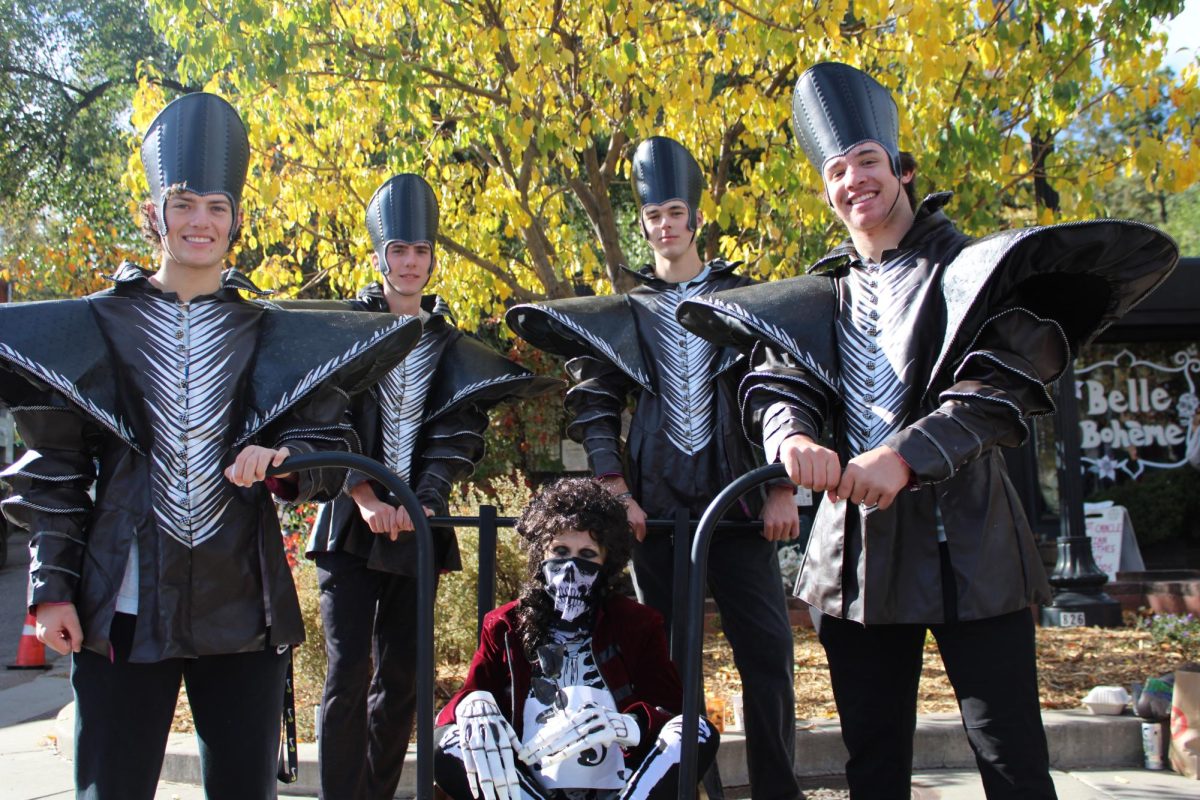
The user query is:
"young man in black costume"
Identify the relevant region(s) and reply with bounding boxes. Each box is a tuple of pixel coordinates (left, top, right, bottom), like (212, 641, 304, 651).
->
(0, 93, 419, 799)
(507, 137, 802, 800)
(676, 62, 1178, 799)
(305, 173, 560, 800)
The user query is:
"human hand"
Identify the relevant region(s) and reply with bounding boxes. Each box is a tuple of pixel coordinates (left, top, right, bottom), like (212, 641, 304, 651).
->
(599, 477, 646, 541)
(760, 484, 800, 542)
(36, 602, 82, 655)
(224, 446, 291, 487)
(394, 505, 435, 534)
(458, 691, 521, 800)
(778, 435, 841, 492)
(830, 446, 911, 511)
(518, 703, 640, 767)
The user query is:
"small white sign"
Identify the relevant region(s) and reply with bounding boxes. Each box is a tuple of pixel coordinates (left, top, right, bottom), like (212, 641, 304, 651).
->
(1059, 611, 1087, 627)
(1084, 502, 1146, 580)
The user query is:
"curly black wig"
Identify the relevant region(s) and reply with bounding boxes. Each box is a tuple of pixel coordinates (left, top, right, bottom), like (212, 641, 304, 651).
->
(514, 478, 633, 661)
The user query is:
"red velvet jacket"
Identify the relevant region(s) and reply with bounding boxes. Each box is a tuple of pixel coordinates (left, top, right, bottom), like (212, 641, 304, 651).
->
(437, 594, 682, 765)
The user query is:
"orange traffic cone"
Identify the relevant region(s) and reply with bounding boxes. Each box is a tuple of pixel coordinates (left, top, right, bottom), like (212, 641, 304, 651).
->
(7, 612, 51, 670)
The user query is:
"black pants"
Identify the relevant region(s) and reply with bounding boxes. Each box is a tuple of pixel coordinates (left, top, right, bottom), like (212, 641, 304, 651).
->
(315, 550, 434, 800)
(817, 549, 1056, 800)
(631, 530, 799, 800)
(72, 613, 289, 800)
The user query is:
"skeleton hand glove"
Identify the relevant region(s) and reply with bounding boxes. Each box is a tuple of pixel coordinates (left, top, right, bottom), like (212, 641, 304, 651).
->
(517, 702, 641, 766)
(458, 691, 522, 800)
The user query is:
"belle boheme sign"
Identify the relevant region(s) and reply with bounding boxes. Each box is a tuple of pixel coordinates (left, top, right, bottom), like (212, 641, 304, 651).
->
(1075, 346, 1200, 482)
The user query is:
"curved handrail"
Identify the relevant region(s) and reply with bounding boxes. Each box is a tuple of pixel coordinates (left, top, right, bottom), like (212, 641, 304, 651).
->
(677, 463, 791, 799)
(268, 451, 437, 800)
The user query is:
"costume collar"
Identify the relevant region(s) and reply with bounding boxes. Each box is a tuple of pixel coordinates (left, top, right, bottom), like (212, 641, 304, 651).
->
(622, 258, 741, 287)
(809, 192, 955, 273)
(355, 284, 453, 322)
(107, 261, 271, 300)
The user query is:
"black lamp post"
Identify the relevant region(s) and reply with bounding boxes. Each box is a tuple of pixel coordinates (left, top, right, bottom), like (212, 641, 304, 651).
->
(1039, 360, 1122, 628)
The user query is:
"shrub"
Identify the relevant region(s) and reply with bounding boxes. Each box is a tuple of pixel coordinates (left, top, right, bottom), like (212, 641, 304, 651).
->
(1139, 612, 1200, 662)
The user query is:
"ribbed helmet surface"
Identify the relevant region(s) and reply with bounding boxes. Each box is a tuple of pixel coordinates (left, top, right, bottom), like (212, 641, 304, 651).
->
(791, 62, 901, 177)
(140, 93, 250, 240)
(631, 136, 703, 232)
(366, 174, 439, 273)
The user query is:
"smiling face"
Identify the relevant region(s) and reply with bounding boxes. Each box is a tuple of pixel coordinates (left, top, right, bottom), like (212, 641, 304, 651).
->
(154, 191, 237, 271)
(640, 199, 700, 262)
(375, 240, 433, 297)
(544, 527, 606, 566)
(822, 142, 914, 240)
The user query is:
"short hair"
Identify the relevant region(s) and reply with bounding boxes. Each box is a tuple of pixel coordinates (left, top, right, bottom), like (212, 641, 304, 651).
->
(899, 151, 918, 210)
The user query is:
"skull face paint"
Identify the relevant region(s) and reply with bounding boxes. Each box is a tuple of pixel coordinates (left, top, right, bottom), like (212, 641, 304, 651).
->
(540, 557, 602, 626)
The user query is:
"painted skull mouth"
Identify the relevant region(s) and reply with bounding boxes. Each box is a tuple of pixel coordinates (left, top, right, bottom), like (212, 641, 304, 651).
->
(542, 557, 601, 623)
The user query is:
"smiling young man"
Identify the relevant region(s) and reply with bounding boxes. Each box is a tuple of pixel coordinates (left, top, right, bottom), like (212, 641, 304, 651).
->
(0, 93, 420, 799)
(304, 174, 560, 800)
(676, 62, 1178, 799)
(507, 136, 803, 800)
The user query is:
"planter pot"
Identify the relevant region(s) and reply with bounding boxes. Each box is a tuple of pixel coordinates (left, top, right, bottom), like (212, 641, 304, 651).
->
(1108, 570, 1200, 616)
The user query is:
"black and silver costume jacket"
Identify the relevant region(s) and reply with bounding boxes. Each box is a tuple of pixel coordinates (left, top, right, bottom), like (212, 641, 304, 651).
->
(507, 260, 762, 520)
(678, 195, 1178, 624)
(306, 285, 561, 574)
(0, 264, 421, 660)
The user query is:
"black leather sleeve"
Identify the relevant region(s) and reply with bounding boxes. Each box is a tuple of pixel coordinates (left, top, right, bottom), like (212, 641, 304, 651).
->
(563, 355, 637, 478)
(412, 404, 489, 516)
(885, 308, 1069, 483)
(266, 382, 358, 502)
(1, 390, 99, 608)
(740, 343, 835, 463)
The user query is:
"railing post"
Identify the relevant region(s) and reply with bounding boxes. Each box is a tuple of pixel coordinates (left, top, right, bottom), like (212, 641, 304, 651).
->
(670, 507, 691, 664)
(677, 464, 788, 800)
(269, 452, 437, 800)
(477, 504, 498, 640)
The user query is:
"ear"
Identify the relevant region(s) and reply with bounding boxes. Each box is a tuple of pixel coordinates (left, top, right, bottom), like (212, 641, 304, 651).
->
(900, 168, 915, 186)
(370, 251, 379, 270)
(143, 201, 162, 236)
(694, 209, 704, 228)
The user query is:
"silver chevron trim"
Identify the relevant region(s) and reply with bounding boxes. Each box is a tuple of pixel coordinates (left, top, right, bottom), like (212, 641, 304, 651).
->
(696, 297, 838, 392)
(653, 283, 718, 455)
(239, 315, 416, 444)
(535, 306, 651, 391)
(425, 375, 533, 422)
(0, 343, 140, 452)
(379, 333, 439, 483)
(135, 297, 239, 548)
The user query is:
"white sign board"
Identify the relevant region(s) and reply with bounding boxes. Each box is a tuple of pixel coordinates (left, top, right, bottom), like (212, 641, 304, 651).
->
(1083, 502, 1146, 580)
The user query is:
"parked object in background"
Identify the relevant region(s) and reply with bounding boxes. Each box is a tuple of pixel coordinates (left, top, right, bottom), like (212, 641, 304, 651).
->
(1082, 685, 1130, 715)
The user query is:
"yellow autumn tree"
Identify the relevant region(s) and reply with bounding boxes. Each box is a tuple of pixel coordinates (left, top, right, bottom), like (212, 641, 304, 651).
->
(132, 0, 1198, 325)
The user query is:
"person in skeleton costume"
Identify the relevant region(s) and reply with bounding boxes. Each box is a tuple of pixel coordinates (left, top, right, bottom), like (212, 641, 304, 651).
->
(303, 173, 561, 800)
(434, 478, 719, 800)
(676, 62, 1179, 799)
(0, 93, 420, 799)
(506, 137, 801, 800)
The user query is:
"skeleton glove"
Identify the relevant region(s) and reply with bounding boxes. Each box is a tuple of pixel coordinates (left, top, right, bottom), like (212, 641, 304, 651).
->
(458, 691, 522, 800)
(517, 702, 641, 766)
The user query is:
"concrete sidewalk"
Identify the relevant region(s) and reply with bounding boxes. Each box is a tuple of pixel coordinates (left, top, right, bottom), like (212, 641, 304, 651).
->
(3, 666, 1197, 799)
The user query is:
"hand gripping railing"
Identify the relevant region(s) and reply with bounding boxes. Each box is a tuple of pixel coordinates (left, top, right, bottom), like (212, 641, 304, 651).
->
(676, 463, 790, 800)
(268, 452, 438, 800)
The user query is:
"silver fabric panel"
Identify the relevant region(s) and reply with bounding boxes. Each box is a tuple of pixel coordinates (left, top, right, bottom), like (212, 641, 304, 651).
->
(652, 283, 718, 455)
(378, 331, 439, 482)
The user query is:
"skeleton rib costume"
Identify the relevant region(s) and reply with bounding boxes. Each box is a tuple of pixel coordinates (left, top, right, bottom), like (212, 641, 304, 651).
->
(506, 137, 800, 800)
(302, 174, 562, 800)
(678, 63, 1179, 800)
(435, 596, 718, 800)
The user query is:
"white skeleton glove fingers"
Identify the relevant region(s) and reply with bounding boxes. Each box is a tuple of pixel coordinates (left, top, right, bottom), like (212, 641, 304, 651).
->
(518, 704, 641, 767)
(458, 691, 521, 800)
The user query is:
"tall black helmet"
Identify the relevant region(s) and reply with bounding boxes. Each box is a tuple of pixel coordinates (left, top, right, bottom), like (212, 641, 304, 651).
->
(366, 174, 439, 275)
(630, 136, 704, 234)
(140, 93, 250, 241)
(791, 62, 901, 178)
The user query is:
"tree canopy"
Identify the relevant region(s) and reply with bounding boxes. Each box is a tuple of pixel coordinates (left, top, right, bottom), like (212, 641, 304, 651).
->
(8, 1, 1197, 314)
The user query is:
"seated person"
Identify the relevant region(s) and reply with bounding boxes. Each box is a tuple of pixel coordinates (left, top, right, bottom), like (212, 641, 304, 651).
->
(435, 478, 719, 800)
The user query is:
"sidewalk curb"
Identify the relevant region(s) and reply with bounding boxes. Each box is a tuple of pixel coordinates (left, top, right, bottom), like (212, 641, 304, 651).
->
(54, 704, 1143, 796)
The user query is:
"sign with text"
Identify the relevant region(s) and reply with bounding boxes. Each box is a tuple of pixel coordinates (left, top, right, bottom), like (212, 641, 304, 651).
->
(1084, 503, 1145, 579)
(1075, 346, 1200, 483)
